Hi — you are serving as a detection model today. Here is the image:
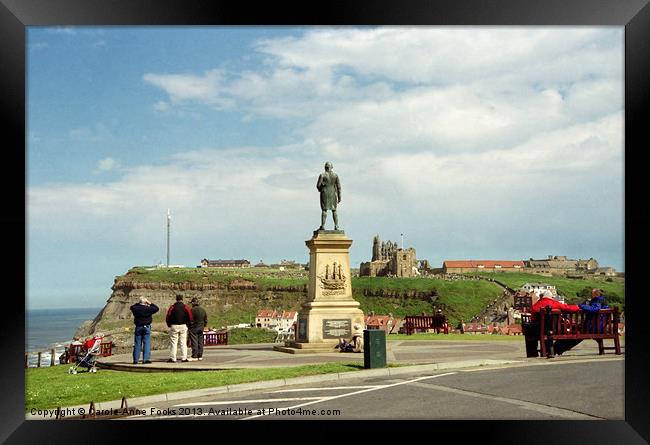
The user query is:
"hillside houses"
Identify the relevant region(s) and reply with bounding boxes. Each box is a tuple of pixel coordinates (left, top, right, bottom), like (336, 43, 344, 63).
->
(255, 310, 298, 332)
(521, 283, 557, 297)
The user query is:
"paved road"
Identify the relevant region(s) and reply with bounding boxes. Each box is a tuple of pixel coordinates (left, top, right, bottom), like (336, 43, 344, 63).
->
(126, 357, 623, 420)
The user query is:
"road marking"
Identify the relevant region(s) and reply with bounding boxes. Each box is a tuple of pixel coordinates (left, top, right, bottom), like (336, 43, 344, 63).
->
(409, 382, 600, 419)
(174, 397, 323, 407)
(241, 372, 457, 420)
(271, 386, 381, 393)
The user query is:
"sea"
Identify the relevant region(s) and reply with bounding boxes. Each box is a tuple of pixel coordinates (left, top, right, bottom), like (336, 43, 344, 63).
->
(25, 307, 102, 368)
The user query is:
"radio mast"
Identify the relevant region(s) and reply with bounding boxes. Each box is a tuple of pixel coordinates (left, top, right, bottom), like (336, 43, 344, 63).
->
(166, 209, 171, 267)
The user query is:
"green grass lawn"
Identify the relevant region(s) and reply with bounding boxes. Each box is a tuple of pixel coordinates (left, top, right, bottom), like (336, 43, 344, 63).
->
(352, 276, 440, 292)
(353, 277, 503, 326)
(228, 327, 277, 344)
(472, 272, 624, 296)
(26, 362, 363, 411)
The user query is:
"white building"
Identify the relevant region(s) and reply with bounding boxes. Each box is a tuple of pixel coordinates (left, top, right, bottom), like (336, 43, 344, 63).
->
(521, 283, 557, 297)
(256, 310, 278, 330)
(278, 311, 298, 332)
(255, 310, 297, 332)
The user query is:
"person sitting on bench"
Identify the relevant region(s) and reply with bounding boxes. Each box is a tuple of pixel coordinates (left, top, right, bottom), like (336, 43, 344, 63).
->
(555, 289, 609, 355)
(530, 291, 580, 357)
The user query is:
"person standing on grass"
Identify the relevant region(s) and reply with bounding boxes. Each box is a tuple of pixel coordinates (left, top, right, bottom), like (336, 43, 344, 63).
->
(130, 297, 159, 364)
(166, 294, 193, 363)
(188, 297, 208, 361)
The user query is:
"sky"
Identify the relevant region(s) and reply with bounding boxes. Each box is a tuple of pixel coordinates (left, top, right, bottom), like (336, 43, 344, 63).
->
(27, 26, 624, 309)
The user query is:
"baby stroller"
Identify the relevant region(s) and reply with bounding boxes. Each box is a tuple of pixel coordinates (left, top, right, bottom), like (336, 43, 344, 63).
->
(68, 335, 103, 374)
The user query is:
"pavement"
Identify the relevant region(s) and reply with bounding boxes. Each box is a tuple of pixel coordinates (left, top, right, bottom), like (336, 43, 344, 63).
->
(97, 336, 622, 372)
(96, 338, 535, 371)
(27, 337, 624, 420)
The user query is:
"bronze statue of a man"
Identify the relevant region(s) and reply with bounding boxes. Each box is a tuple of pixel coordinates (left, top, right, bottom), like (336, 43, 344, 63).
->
(317, 161, 341, 230)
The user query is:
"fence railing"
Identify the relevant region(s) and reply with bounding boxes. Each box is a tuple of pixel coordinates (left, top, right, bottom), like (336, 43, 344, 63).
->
(25, 348, 60, 368)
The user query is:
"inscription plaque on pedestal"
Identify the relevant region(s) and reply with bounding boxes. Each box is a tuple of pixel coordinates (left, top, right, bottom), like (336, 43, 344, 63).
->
(298, 318, 307, 341)
(322, 319, 351, 339)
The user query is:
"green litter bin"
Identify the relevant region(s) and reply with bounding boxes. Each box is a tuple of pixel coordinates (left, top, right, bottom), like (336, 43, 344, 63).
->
(364, 329, 386, 369)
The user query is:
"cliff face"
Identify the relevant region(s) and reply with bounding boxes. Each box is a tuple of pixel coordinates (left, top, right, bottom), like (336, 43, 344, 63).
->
(75, 276, 442, 354)
(75, 278, 307, 353)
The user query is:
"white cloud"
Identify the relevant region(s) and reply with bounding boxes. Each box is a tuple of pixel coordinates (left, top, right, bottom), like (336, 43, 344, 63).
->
(29, 28, 624, 271)
(28, 101, 623, 261)
(255, 28, 620, 85)
(153, 100, 170, 111)
(97, 157, 116, 171)
(142, 28, 622, 157)
(143, 69, 233, 108)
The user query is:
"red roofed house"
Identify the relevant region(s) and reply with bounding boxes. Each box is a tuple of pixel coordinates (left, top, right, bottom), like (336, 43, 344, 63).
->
(255, 309, 298, 332)
(256, 310, 278, 329)
(364, 315, 395, 334)
(464, 323, 487, 334)
(279, 311, 298, 332)
(443, 260, 525, 274)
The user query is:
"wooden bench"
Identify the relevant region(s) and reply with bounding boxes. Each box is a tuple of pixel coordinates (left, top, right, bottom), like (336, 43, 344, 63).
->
(66, 341, 113, 364)
(403, 315, 449, 335)
(203, 331, 228, 346)
(521, 307, 621, 358)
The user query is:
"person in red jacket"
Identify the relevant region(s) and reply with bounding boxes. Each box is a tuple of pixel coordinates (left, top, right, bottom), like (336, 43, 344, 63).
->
(530, 291, 580, 358)
(165, 294, 193, 363)
(531, 291, 580, 314)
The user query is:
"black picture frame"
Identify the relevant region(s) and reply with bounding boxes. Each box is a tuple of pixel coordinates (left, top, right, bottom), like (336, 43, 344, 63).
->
(4, 0, 648, 442)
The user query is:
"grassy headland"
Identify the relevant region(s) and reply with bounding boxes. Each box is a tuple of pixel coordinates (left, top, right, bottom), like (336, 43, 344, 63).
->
(100, 268, 624, 336)
(115, 267, 506, 327)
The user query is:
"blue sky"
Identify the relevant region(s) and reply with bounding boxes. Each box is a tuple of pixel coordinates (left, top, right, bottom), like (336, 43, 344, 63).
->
(27, 27, 624, 309)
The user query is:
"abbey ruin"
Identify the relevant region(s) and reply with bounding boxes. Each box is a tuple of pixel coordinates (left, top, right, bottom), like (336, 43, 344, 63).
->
(359, 234, 418, 277)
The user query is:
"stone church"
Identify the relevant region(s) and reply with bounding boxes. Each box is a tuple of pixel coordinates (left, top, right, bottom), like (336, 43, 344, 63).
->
(359, 234, 418, 277)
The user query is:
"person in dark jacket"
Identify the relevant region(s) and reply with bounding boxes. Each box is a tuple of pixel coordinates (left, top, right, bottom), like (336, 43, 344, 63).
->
(188, 297, 208, 361)
(165, 294, 193, 363)
(129, 297, 159, 364)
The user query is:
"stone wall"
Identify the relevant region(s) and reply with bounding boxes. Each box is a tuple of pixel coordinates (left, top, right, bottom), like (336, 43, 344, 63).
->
(362, 234, 418, 277)
(389, 248, 417, 277)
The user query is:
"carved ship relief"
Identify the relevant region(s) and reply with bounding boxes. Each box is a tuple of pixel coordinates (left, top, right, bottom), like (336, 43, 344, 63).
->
(318, 262, 347, 295)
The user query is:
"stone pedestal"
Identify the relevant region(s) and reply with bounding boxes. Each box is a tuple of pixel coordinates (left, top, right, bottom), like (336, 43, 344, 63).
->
(274, 230, 365, 354)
